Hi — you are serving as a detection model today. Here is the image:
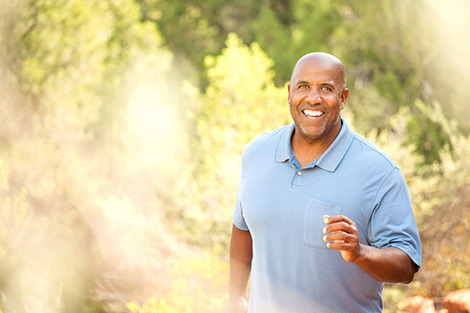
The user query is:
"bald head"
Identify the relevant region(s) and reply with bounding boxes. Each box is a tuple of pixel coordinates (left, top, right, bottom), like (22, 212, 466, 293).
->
(290, 52, 346, 88)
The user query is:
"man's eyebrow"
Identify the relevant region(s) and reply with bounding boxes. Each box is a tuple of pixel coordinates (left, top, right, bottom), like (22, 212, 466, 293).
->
(294, 80, 337, 86)
(294, 80, 310, 86)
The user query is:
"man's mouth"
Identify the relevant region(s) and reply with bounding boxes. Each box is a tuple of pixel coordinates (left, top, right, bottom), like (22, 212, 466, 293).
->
(303, 109, 324, 118)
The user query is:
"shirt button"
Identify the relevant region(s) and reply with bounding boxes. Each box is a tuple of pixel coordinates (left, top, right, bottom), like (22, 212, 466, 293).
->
(297, 170, 302, 176)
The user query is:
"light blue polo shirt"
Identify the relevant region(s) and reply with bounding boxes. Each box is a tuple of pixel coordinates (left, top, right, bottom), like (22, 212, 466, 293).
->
(233, 119, 421, 313)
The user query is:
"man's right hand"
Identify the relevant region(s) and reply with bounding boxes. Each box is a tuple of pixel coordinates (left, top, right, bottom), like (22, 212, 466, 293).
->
(224, 296, 248, 313)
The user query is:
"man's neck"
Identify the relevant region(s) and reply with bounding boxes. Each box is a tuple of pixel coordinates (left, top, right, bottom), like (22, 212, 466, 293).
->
(291, 123, 342, 167)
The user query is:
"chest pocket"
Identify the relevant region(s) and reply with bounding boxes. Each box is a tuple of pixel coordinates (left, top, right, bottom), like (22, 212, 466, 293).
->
(303, 198, 343, 249)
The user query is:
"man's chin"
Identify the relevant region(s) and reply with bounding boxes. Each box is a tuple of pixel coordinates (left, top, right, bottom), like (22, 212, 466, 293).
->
(296, 126, 325, 142)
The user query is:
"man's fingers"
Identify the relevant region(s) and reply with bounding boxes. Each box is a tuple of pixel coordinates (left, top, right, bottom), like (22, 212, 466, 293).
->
(323, 230, 355, 243)
(323, 214, 354, 225)
(326, 241, 353, 250)
(322, 214, 360, 255)
(321, 215, 362, 263)
(323, 233, 357, 251)
(322, 221, 356, 235)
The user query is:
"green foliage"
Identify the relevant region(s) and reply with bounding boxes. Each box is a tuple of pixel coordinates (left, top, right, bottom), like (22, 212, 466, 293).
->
(406, 100, 451, 165)
(332, 2, 436, 154)
(14, 0, 110, 105)
(365, 102, 470, 299)
(167, 33, 291, 249)
(136, 0, 264, 88)
(196, 33, 290, 178)
(251, 0, 344, 85)
(413, 124, 470, 296)
(4, 0, 166, 131)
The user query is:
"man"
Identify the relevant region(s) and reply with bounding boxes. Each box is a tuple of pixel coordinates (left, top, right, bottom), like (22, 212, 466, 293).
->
(226, 52, 421, 313)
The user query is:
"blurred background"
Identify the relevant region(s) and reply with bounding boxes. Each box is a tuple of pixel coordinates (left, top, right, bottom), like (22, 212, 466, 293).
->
(0, 0, 469, 312)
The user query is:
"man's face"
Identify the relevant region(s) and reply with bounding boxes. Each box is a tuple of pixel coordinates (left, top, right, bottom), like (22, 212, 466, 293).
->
(288, 58, 348, 144)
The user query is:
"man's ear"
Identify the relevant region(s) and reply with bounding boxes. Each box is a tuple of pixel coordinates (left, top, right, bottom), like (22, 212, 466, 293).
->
(287, 83, 291, 99)
(340, 88, 349, 110)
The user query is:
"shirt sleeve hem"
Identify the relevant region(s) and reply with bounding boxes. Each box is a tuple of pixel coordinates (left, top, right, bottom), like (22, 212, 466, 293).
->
(384, 244, 422, 272)
(233, 219, 249, 231)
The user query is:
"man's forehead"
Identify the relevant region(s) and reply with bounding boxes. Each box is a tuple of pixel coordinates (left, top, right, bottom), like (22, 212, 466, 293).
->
(295, 57, 341, 74)
(291, 53, 345, 84)
(292, 62, 342, 83)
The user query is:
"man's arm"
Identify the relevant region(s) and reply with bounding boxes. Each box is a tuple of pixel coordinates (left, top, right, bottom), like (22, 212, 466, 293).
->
(225, 224, 253, 313)
(322, 215, 416, 283)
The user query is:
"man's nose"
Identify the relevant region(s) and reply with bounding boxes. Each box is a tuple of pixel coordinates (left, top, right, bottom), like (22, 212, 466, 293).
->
(305, 89, 322, 103)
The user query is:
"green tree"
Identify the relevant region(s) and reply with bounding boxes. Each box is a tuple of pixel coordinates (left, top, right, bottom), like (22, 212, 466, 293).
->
(168, 33, 291, 249)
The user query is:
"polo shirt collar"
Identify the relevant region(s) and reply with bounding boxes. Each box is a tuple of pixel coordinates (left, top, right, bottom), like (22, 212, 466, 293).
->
(275, 123, 295, 163)
(275, 118, 355, 172)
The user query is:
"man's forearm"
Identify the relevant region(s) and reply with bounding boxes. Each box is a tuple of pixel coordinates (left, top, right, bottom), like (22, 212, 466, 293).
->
(228, 225, 253, 298)
(353, 245, 416, 283)
(228, 259, 251, 298)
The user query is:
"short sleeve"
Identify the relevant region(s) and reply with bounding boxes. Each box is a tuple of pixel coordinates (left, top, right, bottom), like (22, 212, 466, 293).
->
(233, 193, 249, 231)
(232, 151, 249, 231)
(368, 168, 422, 270)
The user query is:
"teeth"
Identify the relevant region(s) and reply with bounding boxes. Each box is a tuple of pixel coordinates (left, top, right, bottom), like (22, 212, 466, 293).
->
(303, 109, 323, 117)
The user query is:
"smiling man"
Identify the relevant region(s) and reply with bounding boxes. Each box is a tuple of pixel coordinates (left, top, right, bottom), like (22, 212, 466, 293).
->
(225, 52, 422, 313)
(288, 53, 348, 166)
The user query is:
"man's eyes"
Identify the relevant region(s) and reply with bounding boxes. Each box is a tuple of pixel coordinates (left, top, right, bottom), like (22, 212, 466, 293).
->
(297, 85, 333, 91)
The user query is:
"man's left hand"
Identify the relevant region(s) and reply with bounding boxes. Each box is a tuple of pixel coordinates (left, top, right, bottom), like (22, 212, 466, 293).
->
(322, 214, 363, 263)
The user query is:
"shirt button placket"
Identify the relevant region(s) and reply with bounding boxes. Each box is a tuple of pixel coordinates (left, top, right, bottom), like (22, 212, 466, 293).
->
(292, 169, 303, 187)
